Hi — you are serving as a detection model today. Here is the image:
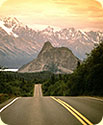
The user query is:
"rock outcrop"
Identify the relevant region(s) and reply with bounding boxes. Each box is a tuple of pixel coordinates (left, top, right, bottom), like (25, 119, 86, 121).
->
(18, 41, 80, 73)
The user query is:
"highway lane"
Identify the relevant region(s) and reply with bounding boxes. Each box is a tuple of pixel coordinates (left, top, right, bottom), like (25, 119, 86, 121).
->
(54, 96, 103, 124)
(34, 84, 43, 97)
(58, 96, 103, 124)
(0, 84, 103, 125)
(0, 97, 81, 125)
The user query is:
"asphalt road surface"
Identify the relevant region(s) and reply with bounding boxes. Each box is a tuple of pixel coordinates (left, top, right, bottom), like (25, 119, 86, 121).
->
(34, 84, 43, 97)
(0, 84, 103, 125)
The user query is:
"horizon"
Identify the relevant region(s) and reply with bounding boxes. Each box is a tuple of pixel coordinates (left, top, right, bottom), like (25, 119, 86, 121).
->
(0, 0, 103, 31)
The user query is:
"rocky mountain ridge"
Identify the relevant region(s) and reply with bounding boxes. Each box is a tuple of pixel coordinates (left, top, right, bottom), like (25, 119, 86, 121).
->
(18, 42, 80, 73)
(0, 17, 103, 68)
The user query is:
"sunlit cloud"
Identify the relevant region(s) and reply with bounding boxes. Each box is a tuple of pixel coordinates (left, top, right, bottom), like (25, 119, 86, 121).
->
(53, 0, 78, 6)
(96, 0, 103, 8)
(0, 0, 103, 31)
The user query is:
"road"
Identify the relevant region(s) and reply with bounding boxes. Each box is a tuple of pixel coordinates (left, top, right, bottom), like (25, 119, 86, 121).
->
(0, 84, 103, 125)
(34, 84, 42, 97)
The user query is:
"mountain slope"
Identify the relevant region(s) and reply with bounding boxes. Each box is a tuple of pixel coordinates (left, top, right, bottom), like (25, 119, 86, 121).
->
(18, 42, 80, 73)
(0, 17, 39, 68)
(42, 42, 103, 96)
(0, 17, 103, 68)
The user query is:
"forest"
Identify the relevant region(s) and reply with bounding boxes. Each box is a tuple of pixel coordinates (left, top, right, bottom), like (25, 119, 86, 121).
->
(42, 42, 103, 96)
(0, 71, 52, 103)
(0, 42, 103, 103)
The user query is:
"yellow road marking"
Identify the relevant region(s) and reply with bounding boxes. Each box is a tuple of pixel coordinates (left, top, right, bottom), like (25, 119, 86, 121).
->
(51, 96, 93, 125)
(58, 99, 93, 125)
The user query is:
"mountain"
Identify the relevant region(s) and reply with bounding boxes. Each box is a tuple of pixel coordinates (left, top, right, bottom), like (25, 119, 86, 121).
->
(0, 17, 40, 68)
(0, 17, 103, 68)
(18, 42, 80, 73)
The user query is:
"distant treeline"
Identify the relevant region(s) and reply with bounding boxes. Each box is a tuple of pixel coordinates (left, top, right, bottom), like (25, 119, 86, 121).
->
(42, 42, 103, 96)
(0, 71, 53, 103)
(17, 71, 53, 83)
(0, 42, 103, 104)
(0, 72, 34, 98)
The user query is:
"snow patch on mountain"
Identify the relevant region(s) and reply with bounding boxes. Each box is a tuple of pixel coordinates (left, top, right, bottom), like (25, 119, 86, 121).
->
(0, 20, 18, 38)
(29, 24, 61, 32)
(0, 16, 103, 68)
(79, 30, 88, 37)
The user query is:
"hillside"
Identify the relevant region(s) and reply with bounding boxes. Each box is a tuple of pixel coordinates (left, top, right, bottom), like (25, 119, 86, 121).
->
(42, 42, 103, 96)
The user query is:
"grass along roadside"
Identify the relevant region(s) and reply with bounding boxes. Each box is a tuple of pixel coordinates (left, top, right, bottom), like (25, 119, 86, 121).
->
(0, 94, 16, 110)
(0, 94, 13, 104)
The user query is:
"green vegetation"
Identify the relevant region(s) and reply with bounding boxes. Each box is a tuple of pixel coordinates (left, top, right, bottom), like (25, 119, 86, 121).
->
(0, 71, 52, 103)
(0, 94, 11, 104)
(0, 42, 103, 104)
(44, 63, 59, 73)
(42, 42, 103, 96)
(17, 71, 53, 83)
(0, 71, 34, 103)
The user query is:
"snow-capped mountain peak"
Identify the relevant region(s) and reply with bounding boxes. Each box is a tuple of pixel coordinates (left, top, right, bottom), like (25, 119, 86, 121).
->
(0, 17, 23, 28)
(45, 26, 54, 32)
(0, 17, 103, 68)
(0, 17, 26, 31)
(41, 26, 54, 36)
(0, 20, 18, 38)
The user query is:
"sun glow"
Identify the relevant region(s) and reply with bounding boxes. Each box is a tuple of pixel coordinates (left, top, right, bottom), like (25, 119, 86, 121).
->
(96, 0, 103, 7)
(0, 0, 103, 31)
(0, 0, 7, 7)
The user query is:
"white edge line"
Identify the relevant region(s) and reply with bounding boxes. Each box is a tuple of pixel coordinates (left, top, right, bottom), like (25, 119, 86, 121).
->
(0, 97, 21, 113)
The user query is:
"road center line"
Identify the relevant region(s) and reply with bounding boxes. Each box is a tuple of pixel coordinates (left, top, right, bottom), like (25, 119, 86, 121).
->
(0, 97, 21, 113)
(51, 96, 93, 125)
(58, 99, 93, 125)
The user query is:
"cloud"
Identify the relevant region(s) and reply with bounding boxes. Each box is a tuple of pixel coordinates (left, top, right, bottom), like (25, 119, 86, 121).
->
(0, 0, 7, 7)
(53, 0, 78, 6)
(0, 0, 103, 31)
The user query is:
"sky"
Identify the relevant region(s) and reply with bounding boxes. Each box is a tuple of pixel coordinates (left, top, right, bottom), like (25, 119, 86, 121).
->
(0, 0, 103, 31)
